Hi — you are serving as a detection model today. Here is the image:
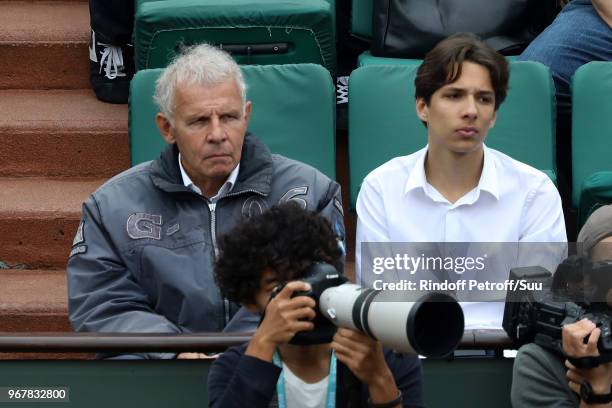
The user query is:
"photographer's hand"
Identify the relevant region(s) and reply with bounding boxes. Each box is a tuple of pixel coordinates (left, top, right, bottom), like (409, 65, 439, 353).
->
(245, 281, 316, 362)
(563, 319, 612, 406)
(332, 328, 401, 407)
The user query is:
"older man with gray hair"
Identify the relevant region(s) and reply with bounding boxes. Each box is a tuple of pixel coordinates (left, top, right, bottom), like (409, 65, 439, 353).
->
(67, 44, 345, 359)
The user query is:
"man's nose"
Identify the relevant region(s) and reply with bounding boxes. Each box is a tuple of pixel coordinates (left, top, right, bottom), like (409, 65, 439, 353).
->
(207, 115, 226, 142)
(462, 96, 478, 120)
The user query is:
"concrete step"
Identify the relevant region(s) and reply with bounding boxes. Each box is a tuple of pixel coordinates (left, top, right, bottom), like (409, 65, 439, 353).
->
(0, 89, 129, 177)
(0, 1, 90, 89)
(0, 269, 69, 332)
(0, 178, 104, 269)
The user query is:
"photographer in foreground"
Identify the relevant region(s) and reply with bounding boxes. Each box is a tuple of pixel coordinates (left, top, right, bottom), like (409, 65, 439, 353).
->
(208, 203, 424, 408)
(511, 205, 612, 407)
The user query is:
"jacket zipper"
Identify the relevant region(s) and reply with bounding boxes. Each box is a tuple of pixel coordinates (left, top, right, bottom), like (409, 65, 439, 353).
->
(207, 189, 266, 328)
(206, 201, 229, 327)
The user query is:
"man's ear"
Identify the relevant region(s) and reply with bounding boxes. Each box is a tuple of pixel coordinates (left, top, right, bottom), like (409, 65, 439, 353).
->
(488, 110, 497, 129)
(416, 97, 429, 124)
(156, 113, 175, 144)
(243, 100, 252, 125)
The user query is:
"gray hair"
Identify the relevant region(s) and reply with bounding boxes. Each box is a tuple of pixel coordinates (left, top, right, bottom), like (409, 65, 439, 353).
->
(154, 43, 247, 122)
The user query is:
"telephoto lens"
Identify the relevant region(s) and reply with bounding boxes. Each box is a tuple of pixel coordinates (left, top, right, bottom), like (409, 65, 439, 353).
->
(320, 283, 464, 357)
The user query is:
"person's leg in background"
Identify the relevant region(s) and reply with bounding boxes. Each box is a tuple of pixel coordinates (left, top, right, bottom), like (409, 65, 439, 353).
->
(89, 0, 135, 104)
(520, 0, 612, 239)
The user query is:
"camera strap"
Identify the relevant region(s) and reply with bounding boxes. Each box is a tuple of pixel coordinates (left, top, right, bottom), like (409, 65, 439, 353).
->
(567, 353, 612, 370)
(273, 349, 337, 408)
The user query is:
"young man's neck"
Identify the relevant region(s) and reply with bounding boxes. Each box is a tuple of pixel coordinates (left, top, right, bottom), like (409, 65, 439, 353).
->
(278, 343, 332, 383)
(425, 146, 484, 204)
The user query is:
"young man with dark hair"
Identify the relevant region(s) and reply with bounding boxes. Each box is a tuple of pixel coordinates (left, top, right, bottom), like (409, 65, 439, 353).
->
(209, 203, 424, 408)
(356, 33, 567, 328)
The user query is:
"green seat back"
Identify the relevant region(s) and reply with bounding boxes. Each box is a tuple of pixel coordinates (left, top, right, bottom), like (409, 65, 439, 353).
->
(351, 0, 372, 39)
(357, 51, 421, 67)
(348, 61, 556, 208)
(129, 64, 336, 179)
(571, 62, 612, 217)
(134, 0, 336, 74)
(358, 51, 520, 67)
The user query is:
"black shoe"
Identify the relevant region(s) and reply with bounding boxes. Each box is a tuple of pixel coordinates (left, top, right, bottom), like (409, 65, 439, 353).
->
(89, 30, 134, 104)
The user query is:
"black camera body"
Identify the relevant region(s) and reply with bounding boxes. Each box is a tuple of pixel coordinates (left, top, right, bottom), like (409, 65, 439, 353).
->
(503, 256, 612, 368)
(269, 262, 347, 345)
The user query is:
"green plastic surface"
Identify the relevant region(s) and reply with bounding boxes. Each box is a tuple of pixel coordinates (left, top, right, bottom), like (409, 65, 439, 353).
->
(571, 62, 612, 212)
(348, 61, 556, 208)
(578, 171, 612, 228)
(0, 357, 512, 408)
(129, 64, 336, 179)
(358, 51, 422, 67)
(134, 0, 336, 73)
(351, 0, 373, 39)
(358, 52, 520, 67)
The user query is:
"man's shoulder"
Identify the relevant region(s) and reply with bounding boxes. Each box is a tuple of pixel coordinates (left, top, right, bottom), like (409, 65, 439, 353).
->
(90, 162, 155, 200)
(270, 154, 334, 183)
(487, 147, 552, 187)
(362, 150, 422, 189)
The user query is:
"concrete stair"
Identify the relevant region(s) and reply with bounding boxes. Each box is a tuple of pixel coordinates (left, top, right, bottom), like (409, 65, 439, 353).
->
(0, 0, 129, 356)
(0, 2, 90, 89)
(0, 90, 128, 177)
(0, 178, 104, 268)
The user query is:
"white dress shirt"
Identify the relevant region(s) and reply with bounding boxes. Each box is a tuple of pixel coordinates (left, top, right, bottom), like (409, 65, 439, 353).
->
(178, 153, 240, 202)
(355, 145, 567, 328)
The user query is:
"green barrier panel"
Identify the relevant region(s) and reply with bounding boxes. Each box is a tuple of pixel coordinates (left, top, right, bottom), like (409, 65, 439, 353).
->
(129, 64, 336, 180)
(134, 0, 336, 74)
(571, 62, 612, 213)
(348, 61, 556, 208)
(0, 357, 513, 408)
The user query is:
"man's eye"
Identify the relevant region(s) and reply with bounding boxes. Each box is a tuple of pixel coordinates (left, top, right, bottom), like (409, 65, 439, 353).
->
(479, 96, 493, 104)
(446, 93, 460, 99)
(221, 114, 238, 121)
(191, 117, 208, 125)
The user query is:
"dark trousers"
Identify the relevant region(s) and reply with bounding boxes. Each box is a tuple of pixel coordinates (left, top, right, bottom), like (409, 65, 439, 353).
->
(89, 0, 135, 45)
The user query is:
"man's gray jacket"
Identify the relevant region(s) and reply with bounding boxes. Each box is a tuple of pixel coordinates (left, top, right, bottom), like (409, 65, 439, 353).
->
(67, 133, 345, 349)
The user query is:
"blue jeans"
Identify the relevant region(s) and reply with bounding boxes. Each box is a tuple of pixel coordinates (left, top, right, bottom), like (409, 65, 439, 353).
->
(520, 0, 612, 118)
(520, 0, 612, 214)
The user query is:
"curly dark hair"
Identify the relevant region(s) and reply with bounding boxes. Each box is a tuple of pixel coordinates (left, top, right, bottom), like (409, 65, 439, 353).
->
(215, 202, 343, 305)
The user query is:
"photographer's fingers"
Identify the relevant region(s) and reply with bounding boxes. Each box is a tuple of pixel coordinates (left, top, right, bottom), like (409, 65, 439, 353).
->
(275, 281, 312, 300)
(286, 305, 317, 322)
(562, 319, 598, 356)
(333, 328, 372, 355)
(567, 380, 580, 395)
(586, 327, 601, 355)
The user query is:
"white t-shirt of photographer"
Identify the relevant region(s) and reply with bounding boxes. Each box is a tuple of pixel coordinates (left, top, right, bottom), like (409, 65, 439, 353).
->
(283, 362, 329, 408)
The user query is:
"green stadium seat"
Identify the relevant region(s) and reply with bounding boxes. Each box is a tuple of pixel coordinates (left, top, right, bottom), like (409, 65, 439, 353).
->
(571, 62, 612, 227)
(129, 64, 336, 179)
(351, 0, 373, 40)
(134, 0, 336, 74)
(357, 51, 520, 67)
(348, 61, 556, 208)
(357, 51, 421, 67)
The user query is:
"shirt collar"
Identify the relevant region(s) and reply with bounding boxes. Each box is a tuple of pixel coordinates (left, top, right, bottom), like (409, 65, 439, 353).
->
(178, 153, 240, 199)
(478, 145, 499, 200)
(404, 144, 499, 201)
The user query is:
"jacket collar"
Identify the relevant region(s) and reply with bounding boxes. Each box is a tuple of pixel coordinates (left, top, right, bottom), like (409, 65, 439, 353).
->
(150, 132, 273, 197)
